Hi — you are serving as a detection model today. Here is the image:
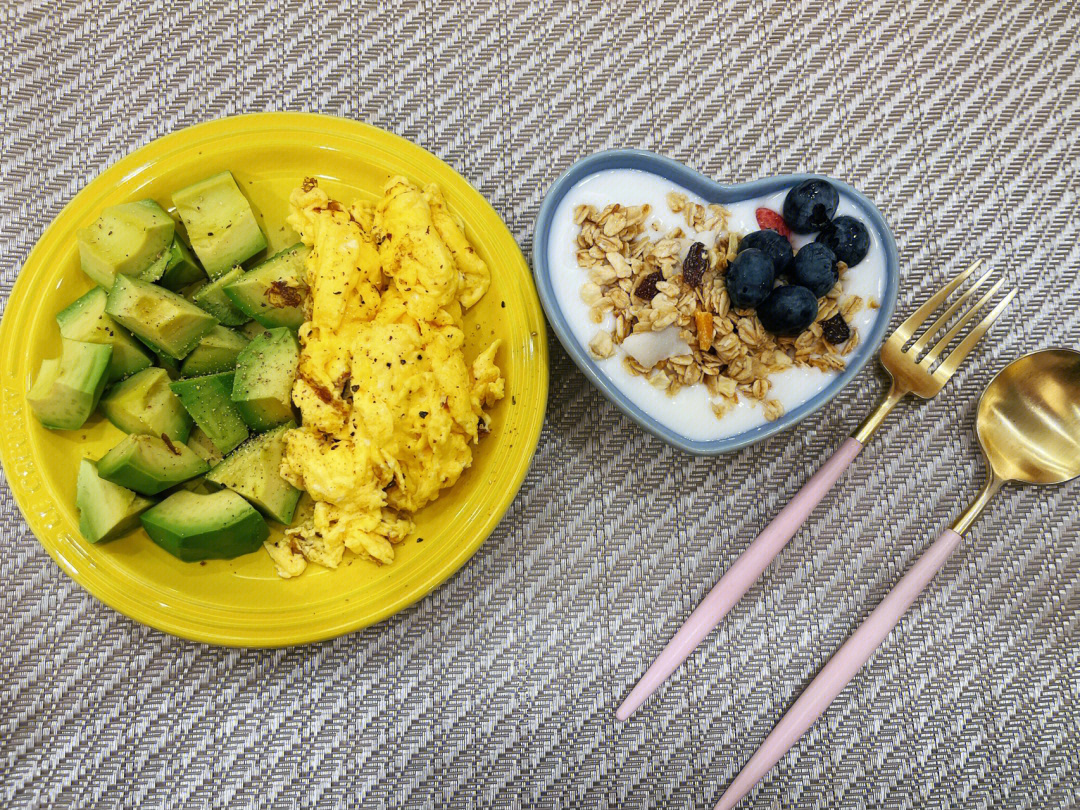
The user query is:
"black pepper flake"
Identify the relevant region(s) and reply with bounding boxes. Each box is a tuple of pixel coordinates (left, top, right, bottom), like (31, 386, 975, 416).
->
(419, 411, 428, 418)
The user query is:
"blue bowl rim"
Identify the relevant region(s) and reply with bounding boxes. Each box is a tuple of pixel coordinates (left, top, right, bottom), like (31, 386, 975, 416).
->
(532, 148, 900, 455)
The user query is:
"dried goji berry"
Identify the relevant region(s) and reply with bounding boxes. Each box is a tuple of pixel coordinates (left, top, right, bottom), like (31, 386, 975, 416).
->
(755, 207, 792, 238)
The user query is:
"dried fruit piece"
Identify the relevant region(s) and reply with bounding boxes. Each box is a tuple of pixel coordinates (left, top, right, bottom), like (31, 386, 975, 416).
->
(635, 271, 663, 301)
(695, 311, 714, 351)
(821, 313, 852, 344)
(682, 242, 709, 287)
(755, 207, 792, 238)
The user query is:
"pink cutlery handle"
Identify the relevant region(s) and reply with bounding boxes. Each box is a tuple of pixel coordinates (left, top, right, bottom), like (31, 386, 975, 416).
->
(713, 527, 964, 810)
(616, 437, 865, 722)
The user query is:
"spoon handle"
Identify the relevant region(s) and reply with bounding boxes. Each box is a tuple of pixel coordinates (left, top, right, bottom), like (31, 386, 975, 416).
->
(713, 528, 964, 810)
(616, 436, 865, 721)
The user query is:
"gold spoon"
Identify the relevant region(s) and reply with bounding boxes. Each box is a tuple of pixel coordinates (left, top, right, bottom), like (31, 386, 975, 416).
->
(714, 347, 1080, 810)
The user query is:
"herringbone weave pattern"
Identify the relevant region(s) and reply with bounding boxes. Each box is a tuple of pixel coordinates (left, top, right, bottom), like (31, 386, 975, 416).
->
(2, 1, 1079, 808)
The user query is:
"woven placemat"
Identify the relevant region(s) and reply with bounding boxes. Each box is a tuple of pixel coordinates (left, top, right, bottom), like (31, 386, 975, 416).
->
(2, 1, 1079, 808)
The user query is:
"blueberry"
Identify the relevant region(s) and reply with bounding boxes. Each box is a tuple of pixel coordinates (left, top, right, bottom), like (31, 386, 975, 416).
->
(790, 242, 838, 298)
(782, 179, 839, 233)
(757, 285, 819, 337)
(738, 230, 793, 275)
(725, 249, 775, 310)
(816, 215, 870, 266)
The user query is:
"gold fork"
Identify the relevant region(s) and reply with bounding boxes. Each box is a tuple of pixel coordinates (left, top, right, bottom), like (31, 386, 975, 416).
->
(854, 259, 1016, 440)
(616, 259, 1017, 721)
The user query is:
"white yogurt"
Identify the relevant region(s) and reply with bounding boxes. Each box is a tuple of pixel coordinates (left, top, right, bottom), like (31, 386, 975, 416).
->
(548, 168, 887, 441)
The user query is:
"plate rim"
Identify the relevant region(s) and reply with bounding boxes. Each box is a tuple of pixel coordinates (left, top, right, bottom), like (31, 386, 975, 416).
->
(532, 148, 899, 455)
(0, 112, 549, 647)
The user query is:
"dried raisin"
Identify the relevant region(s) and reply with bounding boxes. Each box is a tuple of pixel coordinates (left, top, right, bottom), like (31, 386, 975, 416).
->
(635, 271, 663, 301)
(821, 313, 851, 344)
(682, 242, 709, 287)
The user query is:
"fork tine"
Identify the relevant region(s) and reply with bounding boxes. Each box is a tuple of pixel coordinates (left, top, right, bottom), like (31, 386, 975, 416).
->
(919, 276, 1007, 370)
(907, 267, 996, 357)
(931, 288, 1018, 383)
(897, 259, 983, 335)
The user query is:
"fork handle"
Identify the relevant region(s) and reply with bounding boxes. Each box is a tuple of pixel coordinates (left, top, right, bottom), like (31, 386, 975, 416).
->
(712, 528, 963, 810)
(615, 437, 864, 721)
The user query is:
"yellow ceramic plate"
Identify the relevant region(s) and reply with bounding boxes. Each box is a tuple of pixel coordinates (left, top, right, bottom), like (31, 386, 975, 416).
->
(0, 113, 548, 646)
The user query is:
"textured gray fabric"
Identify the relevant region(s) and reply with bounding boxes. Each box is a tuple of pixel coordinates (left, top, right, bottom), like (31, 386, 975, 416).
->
(2, 1, 1079, 808)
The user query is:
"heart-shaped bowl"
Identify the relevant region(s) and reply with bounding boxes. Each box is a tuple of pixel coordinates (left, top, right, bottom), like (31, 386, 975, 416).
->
(533, 149, 899, 455)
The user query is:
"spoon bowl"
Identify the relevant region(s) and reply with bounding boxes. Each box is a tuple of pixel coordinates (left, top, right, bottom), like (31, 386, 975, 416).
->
(976, 348, 1080, 485)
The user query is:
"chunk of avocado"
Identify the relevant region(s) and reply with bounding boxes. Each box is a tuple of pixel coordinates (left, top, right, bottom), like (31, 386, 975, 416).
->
(97, 433, 210, 495)
(55, 287, 153, 382)
(231, 327, 298, 431)
(181, 279, 206, 302)
(154, 348, 182, 380)
(99, 367, 192, 442)
(239, 320, 269, 340)
(179, 325, 249, 377)
(76, 458, 155, 543)
(105, 274, 217, 360)
(172, 172, 267, 279)
(191, 266, 249, 326)
(169, 372, 249, 454)
(27, 339, 112, 430)
(186, 426, 224, 466)
(206, 424, 301, 524)
(177, 476, 222, 495)
(76, 200, 175, 288)
(224, 243, 311, 329)
(157, 236, 207, 291)
(141, 489, 269, 562)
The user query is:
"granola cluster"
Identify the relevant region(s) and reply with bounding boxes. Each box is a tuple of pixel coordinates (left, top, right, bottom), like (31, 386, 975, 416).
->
(576, 192, 875, 422)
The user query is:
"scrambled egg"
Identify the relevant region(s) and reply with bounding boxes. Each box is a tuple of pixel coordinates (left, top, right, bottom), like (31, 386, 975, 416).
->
(264, 177, 504, 578)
